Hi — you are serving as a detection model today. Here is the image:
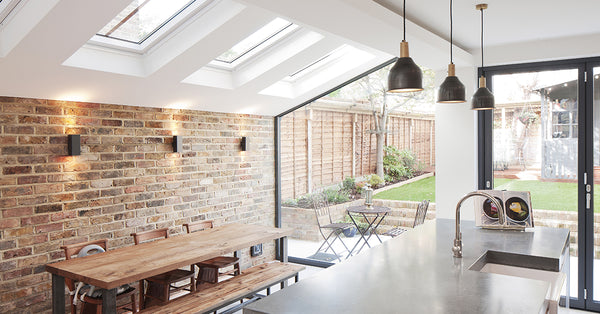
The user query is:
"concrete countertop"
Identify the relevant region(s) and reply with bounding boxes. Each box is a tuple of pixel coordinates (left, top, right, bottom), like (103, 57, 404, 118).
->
(244, 219, 570, 314)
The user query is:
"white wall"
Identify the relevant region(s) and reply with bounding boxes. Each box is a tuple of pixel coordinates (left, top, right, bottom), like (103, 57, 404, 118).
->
(435, 65, 478, 220)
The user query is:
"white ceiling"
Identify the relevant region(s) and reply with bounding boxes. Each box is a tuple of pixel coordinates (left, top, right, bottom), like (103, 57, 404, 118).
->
(0, 0, 598, 116)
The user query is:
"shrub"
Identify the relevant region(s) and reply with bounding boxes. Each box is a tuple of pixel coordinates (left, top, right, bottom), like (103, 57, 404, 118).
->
(324, 188, 349, 204)
(383, 146, 421, 182)
(342, 177, 356, 194)
(368, 174, 384, 187)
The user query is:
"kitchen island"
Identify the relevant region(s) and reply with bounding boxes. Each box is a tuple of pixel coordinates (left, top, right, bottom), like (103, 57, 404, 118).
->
(244, 219, 570, 314)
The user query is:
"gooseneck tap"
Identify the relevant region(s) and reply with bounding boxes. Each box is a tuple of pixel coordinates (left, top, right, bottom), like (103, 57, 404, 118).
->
(453, 191, 505, 258)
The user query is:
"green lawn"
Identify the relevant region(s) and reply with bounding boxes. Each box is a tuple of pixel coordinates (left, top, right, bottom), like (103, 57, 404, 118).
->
(374, 176, 435, 202)
(374, 176, 600, 212)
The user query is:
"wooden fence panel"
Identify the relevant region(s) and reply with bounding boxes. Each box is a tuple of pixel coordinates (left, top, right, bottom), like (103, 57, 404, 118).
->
(281, 107, 435, 200)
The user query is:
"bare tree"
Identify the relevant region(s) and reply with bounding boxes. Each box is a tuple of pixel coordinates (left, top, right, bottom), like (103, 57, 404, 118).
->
(340, 65, 434, 179)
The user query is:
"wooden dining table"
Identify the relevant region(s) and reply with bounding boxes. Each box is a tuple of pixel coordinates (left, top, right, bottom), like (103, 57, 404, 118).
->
(45, 223, 292, 314)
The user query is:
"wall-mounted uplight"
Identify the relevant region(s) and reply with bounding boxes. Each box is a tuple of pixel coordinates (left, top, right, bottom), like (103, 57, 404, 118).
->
(173, 136, 183, 153)
(241, 137, 249, 151)
(68, 134, 81, 156)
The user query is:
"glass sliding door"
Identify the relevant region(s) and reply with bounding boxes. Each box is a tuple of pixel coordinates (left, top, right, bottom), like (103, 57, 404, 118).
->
(488, 68, 581, 303)
(590, 65, 600, 309)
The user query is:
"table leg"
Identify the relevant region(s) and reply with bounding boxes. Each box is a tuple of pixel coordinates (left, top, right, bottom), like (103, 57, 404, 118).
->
(51, 274, 65, 314)
(354, 213, 378, 254)
(370, 212, 389, 243)
(101, 288, 117, 314)
(281, 236, 288, 263)
(347, 214, 369, 258)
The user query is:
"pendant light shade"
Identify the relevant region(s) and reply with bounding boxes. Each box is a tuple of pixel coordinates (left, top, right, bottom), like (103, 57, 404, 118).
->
(471, 3, 494, 110)
(437, 65, 465, 103)
(387, 0, 423, 93)
(472, 77, 495, 110)
(437, 0, 466, 103)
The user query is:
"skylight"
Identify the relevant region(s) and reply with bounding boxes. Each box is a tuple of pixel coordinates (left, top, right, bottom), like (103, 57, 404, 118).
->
(0, 0, 21, 25)
(212, 17, 298, 66)
(284, 45, 355, 82)
(96, 0, 199, 44)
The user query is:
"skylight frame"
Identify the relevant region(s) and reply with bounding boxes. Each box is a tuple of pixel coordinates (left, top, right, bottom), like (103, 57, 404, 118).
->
(89, 0, 212, 53)
(0, 0, 22, 26)
(209, 18, 299, 70)
(283, 45, 354, 83)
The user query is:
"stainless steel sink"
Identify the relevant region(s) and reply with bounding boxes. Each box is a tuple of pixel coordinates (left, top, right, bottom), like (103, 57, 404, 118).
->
(469, 250, 566, 314)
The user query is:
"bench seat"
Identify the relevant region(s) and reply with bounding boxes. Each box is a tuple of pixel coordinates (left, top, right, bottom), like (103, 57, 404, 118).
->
(139, 261, 305, 314)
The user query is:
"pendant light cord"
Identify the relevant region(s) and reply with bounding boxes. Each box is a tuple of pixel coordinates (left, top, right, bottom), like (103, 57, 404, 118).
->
(403, 0, 406, 41)
(480, 7, 484, 68)
(450, 0, 453, 64)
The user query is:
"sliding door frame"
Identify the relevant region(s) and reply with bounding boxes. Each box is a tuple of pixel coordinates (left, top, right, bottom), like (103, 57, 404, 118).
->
(478, 56, 600, 311)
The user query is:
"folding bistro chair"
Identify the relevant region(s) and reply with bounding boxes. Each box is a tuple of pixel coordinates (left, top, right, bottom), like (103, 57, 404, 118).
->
(384, 199, 430, 237)
(312, 191, 353, 262)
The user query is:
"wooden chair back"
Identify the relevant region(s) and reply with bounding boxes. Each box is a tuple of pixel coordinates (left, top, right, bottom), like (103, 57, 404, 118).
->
(131, 228, 169, 245)
(60, 239, 109, 312)
(183, 221, 214, 234)
(413, 200, 430, 228)
(311, 191, 332, 227)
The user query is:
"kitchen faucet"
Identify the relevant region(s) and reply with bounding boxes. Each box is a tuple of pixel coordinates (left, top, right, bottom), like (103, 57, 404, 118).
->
(453, 191, 505, 258)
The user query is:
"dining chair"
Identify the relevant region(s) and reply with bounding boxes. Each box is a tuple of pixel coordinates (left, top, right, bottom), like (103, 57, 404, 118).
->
(384, 199, 430, 237)
(130, 228, 196, 309)
(183, 221, 240, 288)
(312, 191, 353, 262)
(61, 239, 137, 314)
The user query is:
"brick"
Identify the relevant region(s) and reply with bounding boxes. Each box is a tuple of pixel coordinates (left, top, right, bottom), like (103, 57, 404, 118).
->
(145, 121, 163, 128)
(34, 183, 62, 194)
(0, 240, 16, 250)
(124, 120, 144, 128)
(4, 125, 34, 134)
(3, 207, 34, 217)
(18, 156, 46, 164)
(0, 136, 17, 144)
(35, 222, 62, 233)
(0, 218, 20, 228)
(17, 175, 47, 185)
(36, 106, 62, 115)
(64, 182, 89, 191)
(2, 186, 33, 197)
(35, 125, 64, 134)
(21, 215, 50, 226)
(1, 146, 32, 155)
(17, 234, 48, 246)
(48, 193, 74, 202)
(18, 115, 47, 124)
(35, 204, 62, 214)
(65, 201, 89, 211)
(3, 248, 32, 259)
(102, 119, 122, 126)
(0, 261, 17, 272)
(49, 229, 77, 241)
(18, 196, 47, 206)
(50, 211, 76, 221)
(2, 166, 31, 175)
(75, 171, 101, 181)
(19, 136, 48, 144)
(75, 190, 100, 200)
(0, 198, 17, 208)
(33, 164, 61, 173)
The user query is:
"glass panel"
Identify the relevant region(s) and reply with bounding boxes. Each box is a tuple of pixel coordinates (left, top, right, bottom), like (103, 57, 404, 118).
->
(97, 0, 197, 44)
(214, 18, 295, 63)
(592, 67, 600, 301)
(491, 69, 579, 299)
(281, 64, 436, 264)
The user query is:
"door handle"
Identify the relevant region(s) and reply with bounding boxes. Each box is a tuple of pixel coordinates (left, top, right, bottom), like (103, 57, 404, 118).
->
(587, 193, 591, 209)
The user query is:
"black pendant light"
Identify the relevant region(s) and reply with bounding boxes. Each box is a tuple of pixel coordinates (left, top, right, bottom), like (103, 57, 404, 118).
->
(471, 3, 494, 110)
(437, 0, 465, 103)
(387, 0, 423, 93)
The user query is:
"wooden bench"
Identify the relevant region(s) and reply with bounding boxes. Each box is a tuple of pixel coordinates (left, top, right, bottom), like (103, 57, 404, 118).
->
(139, 261, 305, 314)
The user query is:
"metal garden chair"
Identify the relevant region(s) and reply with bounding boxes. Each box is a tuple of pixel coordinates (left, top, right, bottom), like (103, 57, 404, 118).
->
(384, 199, 430, 237)
(312, 191, 353, 262)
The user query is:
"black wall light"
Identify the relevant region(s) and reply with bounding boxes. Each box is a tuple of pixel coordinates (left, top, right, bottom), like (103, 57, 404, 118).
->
(173, 136, 182, 153)
(68, 134, 80, 156)
(241, 137, 249, 151)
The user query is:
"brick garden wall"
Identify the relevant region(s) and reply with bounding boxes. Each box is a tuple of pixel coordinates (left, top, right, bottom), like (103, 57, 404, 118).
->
(0, 97, 275, 313)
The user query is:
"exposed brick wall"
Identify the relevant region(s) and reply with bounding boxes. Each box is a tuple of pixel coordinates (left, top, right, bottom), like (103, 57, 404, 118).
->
(0, 97, 275, 313)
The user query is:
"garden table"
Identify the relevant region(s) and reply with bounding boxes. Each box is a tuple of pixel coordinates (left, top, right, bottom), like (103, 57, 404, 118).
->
(45, 223, 291, 314)
(346, 205, 390, 257)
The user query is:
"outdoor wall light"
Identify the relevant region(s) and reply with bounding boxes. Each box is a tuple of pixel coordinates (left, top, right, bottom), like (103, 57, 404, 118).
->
(471, 3, 495, 110)
(241, 137, 249, 151)
(68, 134, 80, 156)
(173, 135, 183, 153)
(387, 0, 423, 93)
